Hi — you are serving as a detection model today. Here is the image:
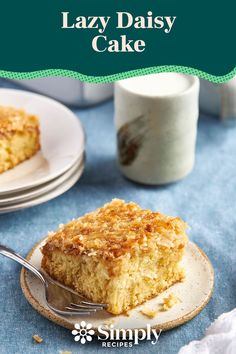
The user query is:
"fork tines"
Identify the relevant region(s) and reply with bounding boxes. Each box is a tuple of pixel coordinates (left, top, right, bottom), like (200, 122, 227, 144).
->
(65, 301, 107, 314)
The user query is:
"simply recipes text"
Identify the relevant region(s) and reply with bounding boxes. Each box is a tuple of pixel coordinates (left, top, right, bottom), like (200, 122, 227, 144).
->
(61, 11, 177, 52)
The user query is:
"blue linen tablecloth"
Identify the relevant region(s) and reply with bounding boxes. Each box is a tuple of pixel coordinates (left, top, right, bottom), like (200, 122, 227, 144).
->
(0, 80, 235, 354)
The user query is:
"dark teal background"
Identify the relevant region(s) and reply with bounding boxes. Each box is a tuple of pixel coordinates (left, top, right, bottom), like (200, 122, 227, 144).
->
(0, 0, 235, 76)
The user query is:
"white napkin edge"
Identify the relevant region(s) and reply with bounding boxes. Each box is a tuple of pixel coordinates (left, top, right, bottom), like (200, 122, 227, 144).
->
(178, 308, 236, 354)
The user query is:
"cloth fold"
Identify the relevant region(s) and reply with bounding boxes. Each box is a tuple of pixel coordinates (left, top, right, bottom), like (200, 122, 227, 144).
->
(178, 308, 236, 354)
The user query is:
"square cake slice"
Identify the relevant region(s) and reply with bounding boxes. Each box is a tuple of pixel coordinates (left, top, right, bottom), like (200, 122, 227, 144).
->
(0, 105, 40, 173)
(41, 199, 188, 315)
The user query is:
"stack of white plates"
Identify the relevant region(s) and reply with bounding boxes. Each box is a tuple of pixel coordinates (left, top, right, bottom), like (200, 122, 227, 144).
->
(0, 89, 85, 214)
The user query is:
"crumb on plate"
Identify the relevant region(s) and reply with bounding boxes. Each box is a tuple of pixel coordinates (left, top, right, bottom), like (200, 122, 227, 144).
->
(161, 293, 180, 311)
(140, 307, 159, 319)
(103, 319, 116, 326)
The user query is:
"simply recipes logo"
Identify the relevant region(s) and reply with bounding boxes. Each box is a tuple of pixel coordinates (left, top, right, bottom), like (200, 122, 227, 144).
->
(61, 11, 176, 53)
(72, 321, 162, 348)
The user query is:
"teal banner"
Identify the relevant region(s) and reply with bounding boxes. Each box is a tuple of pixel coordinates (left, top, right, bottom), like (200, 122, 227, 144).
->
(0, 0, 235, 81)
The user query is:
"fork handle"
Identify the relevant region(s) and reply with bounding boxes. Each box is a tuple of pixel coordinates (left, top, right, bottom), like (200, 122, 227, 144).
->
(0, 244, 46, 285)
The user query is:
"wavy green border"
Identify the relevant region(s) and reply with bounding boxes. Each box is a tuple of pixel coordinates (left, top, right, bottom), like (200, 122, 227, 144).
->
(0, 65, 235, 83)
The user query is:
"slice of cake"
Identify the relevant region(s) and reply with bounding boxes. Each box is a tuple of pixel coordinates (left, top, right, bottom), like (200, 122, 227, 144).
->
(0, 106, 40, 173)
(41, 199, 188, 315)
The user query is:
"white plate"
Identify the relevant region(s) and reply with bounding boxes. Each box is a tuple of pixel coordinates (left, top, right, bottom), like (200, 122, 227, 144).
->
(21, 241, 214, 332)
(0, 156, 84, 206)
(0, 88, 85, 195)
(0, 162, 84, 214)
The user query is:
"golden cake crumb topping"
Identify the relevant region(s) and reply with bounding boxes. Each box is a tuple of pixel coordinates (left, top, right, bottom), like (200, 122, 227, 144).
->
(42, 199, 187, 260)
(0, 105, 39, 137)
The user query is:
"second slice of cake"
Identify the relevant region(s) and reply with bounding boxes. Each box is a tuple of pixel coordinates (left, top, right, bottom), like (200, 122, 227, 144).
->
(41, 199, 188, 315)
(0, 105, 40, 173)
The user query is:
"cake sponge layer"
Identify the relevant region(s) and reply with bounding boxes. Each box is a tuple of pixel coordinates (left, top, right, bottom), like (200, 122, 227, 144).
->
(41, 199, 188, 314)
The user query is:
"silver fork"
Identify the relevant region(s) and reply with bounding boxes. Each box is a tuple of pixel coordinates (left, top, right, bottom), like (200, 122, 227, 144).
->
(0, 244, 107, 316)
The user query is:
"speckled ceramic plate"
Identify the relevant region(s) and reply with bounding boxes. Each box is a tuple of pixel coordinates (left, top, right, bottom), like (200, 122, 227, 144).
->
(0, 88, 85, 195)
(20, 241, 214, 332)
